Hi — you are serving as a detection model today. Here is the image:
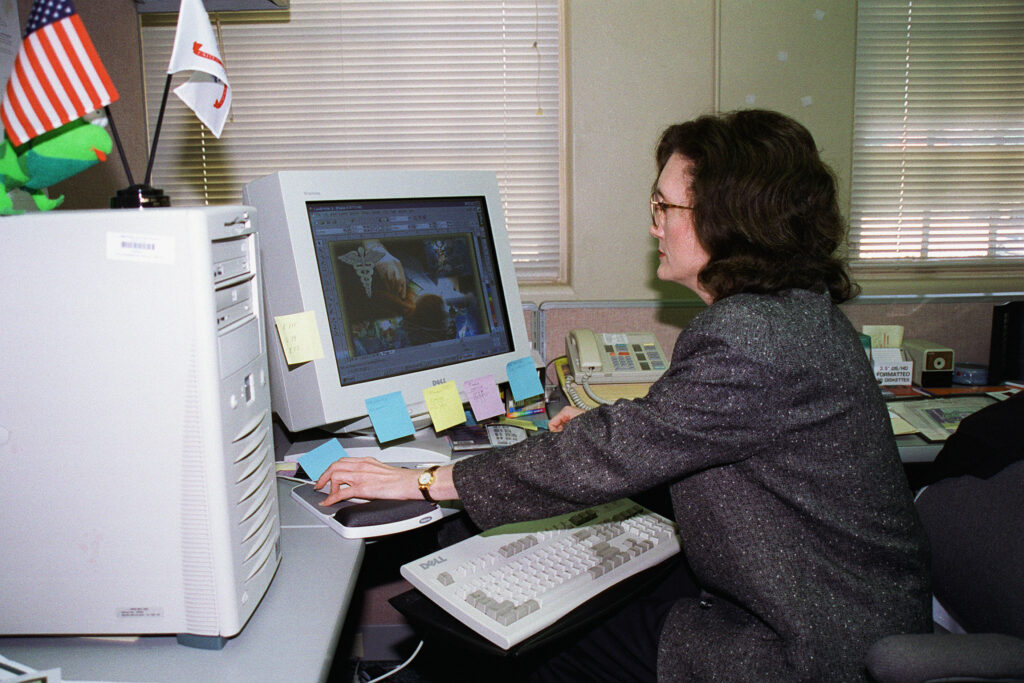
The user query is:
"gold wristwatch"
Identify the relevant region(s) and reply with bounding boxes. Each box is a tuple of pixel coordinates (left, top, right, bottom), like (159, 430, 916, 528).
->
(417, 465, 441, 502)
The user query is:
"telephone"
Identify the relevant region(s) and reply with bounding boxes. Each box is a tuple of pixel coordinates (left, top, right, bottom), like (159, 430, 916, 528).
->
(561, 329, 668, 409)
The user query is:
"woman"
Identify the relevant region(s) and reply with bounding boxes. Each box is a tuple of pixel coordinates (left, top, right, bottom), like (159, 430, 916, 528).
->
(317, 110, 931, 681)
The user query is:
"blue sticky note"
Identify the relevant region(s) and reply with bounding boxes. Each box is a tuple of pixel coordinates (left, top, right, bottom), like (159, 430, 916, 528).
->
(506, 356, 544, 402)
(297, 439, 347, 482)
(365, 391, 416, 443)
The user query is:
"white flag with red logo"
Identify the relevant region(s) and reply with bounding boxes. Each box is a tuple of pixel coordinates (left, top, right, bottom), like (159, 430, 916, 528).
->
(167, 0, 230, 138)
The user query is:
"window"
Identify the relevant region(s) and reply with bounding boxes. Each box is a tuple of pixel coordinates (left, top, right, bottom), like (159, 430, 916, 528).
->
(850, 0, 1024, 264)
(140, 0, 563, 282)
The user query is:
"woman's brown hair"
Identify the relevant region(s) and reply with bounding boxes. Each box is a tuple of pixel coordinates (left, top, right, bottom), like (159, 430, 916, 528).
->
(656, 109, 858, 303)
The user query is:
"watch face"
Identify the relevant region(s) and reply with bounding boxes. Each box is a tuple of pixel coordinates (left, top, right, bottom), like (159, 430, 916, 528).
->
(418, 470, 433, 486)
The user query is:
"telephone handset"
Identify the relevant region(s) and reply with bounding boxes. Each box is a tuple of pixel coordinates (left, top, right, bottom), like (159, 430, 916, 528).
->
(566, 328, 603, 374)
(563, 329, 668, 408)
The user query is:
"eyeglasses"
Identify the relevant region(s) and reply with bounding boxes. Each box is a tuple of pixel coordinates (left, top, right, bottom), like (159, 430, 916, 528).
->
(650, 194, 693, 226)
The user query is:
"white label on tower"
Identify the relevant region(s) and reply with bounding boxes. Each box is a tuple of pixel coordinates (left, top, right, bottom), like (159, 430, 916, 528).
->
(107, 233, 176, 265)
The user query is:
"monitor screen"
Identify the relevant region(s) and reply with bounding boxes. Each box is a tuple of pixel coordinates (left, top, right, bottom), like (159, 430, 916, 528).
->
(308, 196, 514, 387)
(243, 170, 532, 435)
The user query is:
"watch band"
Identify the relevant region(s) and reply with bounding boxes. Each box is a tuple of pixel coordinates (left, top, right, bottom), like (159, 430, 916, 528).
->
(417, 465, 441, 502)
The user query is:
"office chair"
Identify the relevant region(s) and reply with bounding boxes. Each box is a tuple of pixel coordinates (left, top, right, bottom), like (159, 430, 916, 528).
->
(866, 394, 1024, 683)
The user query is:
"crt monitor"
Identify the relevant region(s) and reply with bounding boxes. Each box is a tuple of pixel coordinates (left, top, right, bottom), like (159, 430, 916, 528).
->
(242, 170, 532, 438)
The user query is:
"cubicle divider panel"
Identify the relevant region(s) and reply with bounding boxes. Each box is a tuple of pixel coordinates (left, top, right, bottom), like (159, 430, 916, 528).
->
(840, 296, 1013, 367)
(535, 294, 1015, 372)
(522, 302, 540, 355)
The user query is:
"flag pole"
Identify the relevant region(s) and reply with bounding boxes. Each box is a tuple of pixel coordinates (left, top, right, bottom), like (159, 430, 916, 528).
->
(113, 0, 230, 208)
(104, 105, 134, 187)
(144, 73, 173, 187)
(111, 73, 171, 208)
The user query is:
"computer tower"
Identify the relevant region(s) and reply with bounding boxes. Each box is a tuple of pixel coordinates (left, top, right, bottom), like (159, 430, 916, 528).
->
(0, 206, 280, 646)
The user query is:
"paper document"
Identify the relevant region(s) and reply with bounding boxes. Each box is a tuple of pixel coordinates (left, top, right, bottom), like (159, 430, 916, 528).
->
(887, 396, 995, 441)
(888, 411, 917, 436)
(872, 348, 904, 364)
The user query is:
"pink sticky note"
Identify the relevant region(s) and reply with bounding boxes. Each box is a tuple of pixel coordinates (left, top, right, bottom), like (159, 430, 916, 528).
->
(463, 375, 505, 421)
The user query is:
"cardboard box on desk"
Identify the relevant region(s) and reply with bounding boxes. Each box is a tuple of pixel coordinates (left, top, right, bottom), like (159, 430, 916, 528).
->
(903, 339, 954, 388)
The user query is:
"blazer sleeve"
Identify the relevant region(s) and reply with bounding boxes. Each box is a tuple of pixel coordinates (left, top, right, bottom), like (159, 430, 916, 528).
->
(454, 306, 786, 530)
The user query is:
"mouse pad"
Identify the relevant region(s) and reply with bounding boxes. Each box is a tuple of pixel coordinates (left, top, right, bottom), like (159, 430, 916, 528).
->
(334, 499, 439, 527)
(290, 483, 444, 539)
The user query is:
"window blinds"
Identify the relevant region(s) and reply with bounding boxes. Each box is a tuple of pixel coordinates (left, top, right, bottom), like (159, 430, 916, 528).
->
(140, 0, 563, 282)
(850, 0, 1024, 262)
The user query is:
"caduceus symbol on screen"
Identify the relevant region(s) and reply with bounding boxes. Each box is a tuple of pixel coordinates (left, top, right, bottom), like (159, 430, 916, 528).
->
(339, 244, 387, 297)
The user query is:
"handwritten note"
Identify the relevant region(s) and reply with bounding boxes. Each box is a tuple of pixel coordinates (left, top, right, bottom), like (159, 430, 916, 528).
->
(506, 356, 544, 402)
(365, 392, 416, 443)
(274, 311, 324, 365)
(462, 375, 505, 421)
(422, 381, 467, 432)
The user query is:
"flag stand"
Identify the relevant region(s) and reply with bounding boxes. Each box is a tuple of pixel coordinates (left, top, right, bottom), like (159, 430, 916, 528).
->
(110, 183, 171, 209)
(109, 77, 171, 209)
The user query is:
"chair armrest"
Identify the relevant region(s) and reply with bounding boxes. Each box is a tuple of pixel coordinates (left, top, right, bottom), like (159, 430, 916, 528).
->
(866, 633, 1024, 683)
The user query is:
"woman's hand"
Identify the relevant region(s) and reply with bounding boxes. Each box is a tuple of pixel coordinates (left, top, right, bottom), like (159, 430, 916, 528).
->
(314, 458, 457, 506)
(549, 405, 585, 432)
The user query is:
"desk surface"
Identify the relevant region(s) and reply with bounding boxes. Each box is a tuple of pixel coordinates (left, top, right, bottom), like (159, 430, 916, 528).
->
(1, 479, 364, 683)
(895, 434, 944, 463)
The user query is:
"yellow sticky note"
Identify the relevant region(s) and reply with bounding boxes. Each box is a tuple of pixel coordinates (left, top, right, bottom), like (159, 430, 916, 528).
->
(422, 381, 467, 433)
(274, 311, 324, 365)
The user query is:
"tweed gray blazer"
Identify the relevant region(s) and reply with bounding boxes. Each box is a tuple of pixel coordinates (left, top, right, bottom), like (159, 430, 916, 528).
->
(454, 289, 931, 681)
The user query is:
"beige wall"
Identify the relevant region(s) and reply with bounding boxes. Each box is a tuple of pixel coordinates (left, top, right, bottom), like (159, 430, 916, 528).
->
(546, 0, 717, 305)
(717, 1, 856, 209)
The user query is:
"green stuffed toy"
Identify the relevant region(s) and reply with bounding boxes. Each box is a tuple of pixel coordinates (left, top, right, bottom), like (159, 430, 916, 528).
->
(0, 114, 113, 215)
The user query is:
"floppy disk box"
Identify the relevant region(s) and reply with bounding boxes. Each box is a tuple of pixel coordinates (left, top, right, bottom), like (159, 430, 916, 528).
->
(902, 339, 954, 387)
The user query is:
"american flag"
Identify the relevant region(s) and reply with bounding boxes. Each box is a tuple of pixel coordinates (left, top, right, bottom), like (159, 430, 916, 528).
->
(1, 0, 118, 147)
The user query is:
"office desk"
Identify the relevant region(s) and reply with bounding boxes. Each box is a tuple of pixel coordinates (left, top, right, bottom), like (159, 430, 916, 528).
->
(895, 434, 943, 463)
(1, 480, 364, 683)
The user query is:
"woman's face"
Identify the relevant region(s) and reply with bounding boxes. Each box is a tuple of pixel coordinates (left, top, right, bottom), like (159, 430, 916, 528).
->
(650, 153, 712, 303)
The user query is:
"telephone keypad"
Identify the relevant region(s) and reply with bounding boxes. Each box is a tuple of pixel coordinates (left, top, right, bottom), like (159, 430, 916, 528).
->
(603, 341, 666, 374)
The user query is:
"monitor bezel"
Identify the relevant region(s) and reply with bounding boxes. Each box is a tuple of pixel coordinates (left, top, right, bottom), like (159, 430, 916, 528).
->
(245, 169, 532, 435)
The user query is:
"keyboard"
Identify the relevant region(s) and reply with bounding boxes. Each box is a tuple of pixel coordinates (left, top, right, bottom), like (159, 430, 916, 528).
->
(400, 498, 681, 649)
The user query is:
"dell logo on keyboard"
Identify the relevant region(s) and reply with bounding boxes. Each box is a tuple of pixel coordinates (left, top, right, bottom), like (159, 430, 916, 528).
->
(419, 555, 447, 569)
